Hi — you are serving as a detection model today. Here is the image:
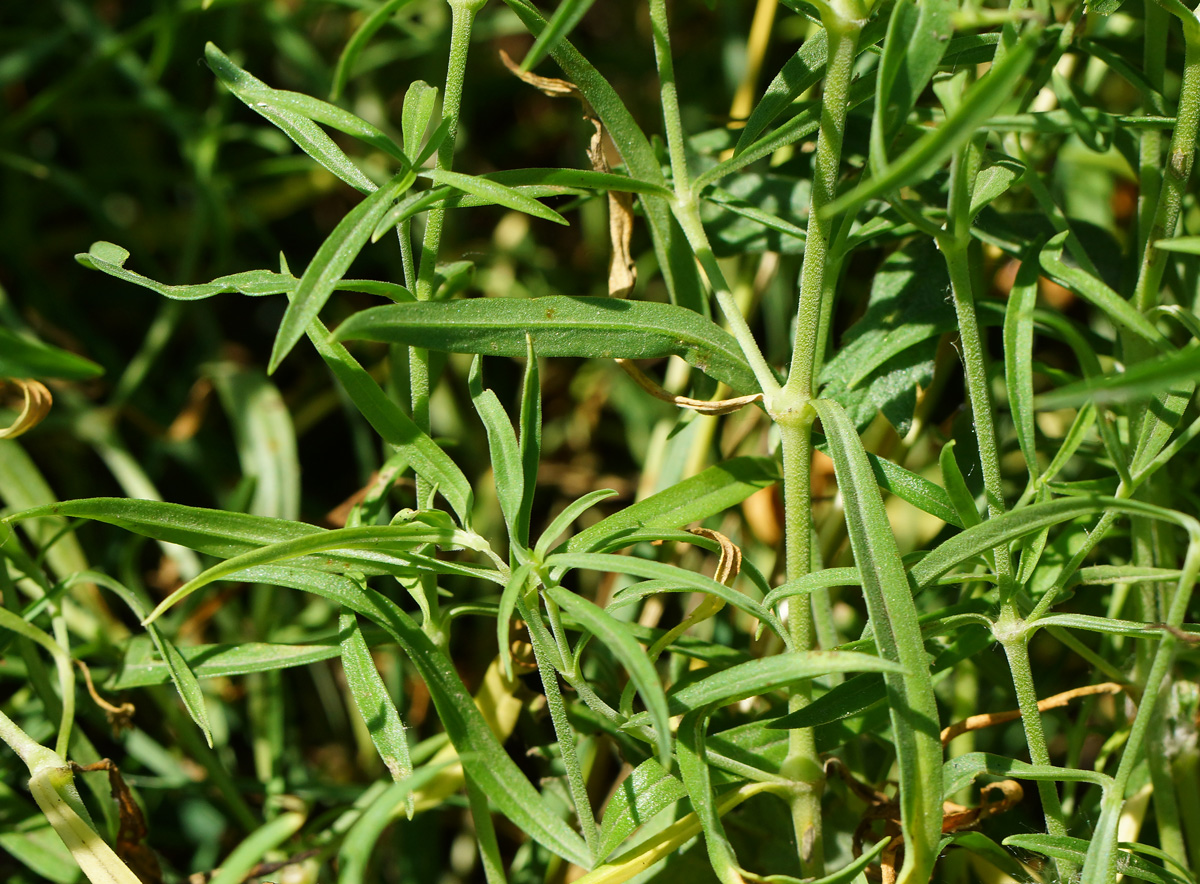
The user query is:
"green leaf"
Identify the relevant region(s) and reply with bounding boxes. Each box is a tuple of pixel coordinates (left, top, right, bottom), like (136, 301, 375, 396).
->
(870, 0, 954, 174)
(420, 168, 567, 226)
(204, 45, 380, 193)
(364, 589, 592, 866)
(271, 170, 416, 372)
(969, 151, 1025, 219)
(666, 652, 904, 715)
(484, 167, 672, 197)
(143, 521, 472, 624)
(111, 636, 345, 688)
(535, 489, 618, 557)
(0, 327, 102, 381)
(824, 28, 1040, 218)
(331, 0, 418, 99)
(944, 752, 1114, 796)
(334, 296, 762, 394)
(468, 356, 525, 539)
(305, 320, 473, 525)
(75, 243, 412, 302)
(521, 0, 596, 71)
(206, 43, 408, 168)
(819, 239, 956, 435)
(766, 672, 885, 730)
(595, 757, 687, 861)
(1154, 236, 1200, 255)
(1036, 344, 1200, 409)
(812, 398, 943, 884)
(339, 608, 415, 817)
(1003, 835, 1185, 884)
(497, 564, 532, 680)
(939, 440, 981, 529)
(735, 36, 828, 153)
(547, 551, 786, 642)
(1003, 248, 1041, 482)
(1038, 232, 1165, 347)
(518, 335, 541, 548)
(676, 711, 741, 884)
(543, 583, 673, 771)
(401, 80, 439, 158)
(566, 456, 777, 553)
(208, 364, 299, 521)
(207, 811, 307, 884)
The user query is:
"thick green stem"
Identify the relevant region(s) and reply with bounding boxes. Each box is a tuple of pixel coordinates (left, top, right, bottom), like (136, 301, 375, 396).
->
(997, 626, 1070, 841)
(776, 413, 825, 877)
(1133, 12, 1200, 311)
(784, 18, 861, 399)
(649, 0, 692, 200)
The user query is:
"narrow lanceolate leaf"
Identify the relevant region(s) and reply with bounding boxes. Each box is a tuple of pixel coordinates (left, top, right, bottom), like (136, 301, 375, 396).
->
(908, 497, 1170, 590)
(331, 0, 418, 99)
(401, 80, 439, 158)
(80, 571, 214, 745)
(676, 711, 741, 884)
(567, 456, 778, 553)
(206, 43, 408, 167)
(75, 242, 412, 301)
(339, 608, 415, 818)
(870, 0, 954, 174)
(1004, 251, 1041, 481)
(518, 334, 541, 548)
(207, 811, 307, 884)
(469, 357, 524, 539)
(0, 327, 102, 380)
(521, 0, 596, 70)
(420, 168, 567, 226)
(735, 35, 829, 153)
(824, 28, 1040, 218)
(542, 583, 673, 771)
(595, 758, 687, 861)
(208, 364, 300, 521)
(1038, 233, 1165, 348)
(812, 398, 942, 884)
(363, 589, 592, 867)
(143, 522, 470, 624)
(335, 296, 762, 393)
(271, 170, 415, 372)
(1036, 345, 1200, 410)
(306, 320, 473, 525)
(547, 551, 786, 641)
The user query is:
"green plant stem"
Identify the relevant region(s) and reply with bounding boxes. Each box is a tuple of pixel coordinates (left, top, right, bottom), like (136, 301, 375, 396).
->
(648, 0, 692, 201)
(1133, 7, 1200, 312)
(408, 0, 479, 646)
(768, 10, 861, 876)
(673, 205, 781, 398)
(784, 17, 861, 400)
(517, 590, 600, 859)
(1086, 539, 1200, 881)
(776, 413, 825, 877)
(996, 626, 1070, 844)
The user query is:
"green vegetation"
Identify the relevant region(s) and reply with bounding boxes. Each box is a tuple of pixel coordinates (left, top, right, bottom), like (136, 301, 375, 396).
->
(4, 0, 1200, 881)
